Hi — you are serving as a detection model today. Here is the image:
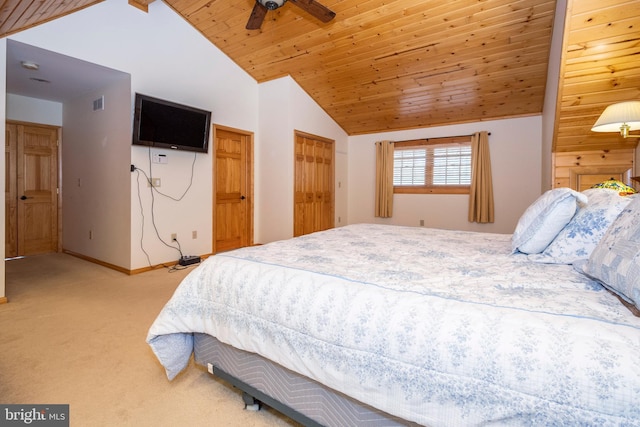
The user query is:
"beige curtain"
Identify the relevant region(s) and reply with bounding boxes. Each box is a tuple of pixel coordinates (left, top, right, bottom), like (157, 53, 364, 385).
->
(375, 140, 394, 218)
(468, 131, 494, 223)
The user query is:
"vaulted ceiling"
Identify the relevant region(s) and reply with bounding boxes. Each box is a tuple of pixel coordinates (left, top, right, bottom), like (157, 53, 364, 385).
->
(1, 0, 638, 152)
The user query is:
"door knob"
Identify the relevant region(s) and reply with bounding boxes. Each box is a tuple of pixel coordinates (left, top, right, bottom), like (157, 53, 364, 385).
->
(20, 195, 28, 200)
(240, 195, 246, 200)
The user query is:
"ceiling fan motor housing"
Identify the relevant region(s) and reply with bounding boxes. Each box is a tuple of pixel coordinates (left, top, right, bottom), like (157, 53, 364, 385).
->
(259, 0, 286, 10)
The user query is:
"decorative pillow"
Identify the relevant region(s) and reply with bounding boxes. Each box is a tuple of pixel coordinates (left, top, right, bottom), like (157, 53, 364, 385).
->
(528, 189, 634, 264)
(512, 188, 587, 254)
(581, 195, 640, 310)
(591, 179, 636, 196)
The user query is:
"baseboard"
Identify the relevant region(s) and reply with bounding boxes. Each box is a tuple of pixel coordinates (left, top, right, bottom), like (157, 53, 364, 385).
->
(0, 296, 7, 304)
(64, 250, 211, 275)
(130, 254, 211, 274)
(63, 250, 132, 274)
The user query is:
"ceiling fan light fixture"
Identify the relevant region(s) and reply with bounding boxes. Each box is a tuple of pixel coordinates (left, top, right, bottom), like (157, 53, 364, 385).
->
(258, 0, 286, 10)
(246, 0, 334, 30)
(591, 101, 640, 138)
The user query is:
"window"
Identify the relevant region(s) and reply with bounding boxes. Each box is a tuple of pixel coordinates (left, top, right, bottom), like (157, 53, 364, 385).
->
(393, 136, 472, 194)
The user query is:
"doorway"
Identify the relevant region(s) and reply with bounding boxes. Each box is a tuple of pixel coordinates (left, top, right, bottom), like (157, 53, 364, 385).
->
(5, 121, 60, 258)
(213, 125, 253, 253)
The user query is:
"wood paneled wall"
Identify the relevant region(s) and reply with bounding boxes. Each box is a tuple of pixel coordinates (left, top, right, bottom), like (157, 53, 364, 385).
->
(552, 149, 635, 191)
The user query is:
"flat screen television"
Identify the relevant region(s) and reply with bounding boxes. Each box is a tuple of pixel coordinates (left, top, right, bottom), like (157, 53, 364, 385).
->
(132, 93, 211, 153)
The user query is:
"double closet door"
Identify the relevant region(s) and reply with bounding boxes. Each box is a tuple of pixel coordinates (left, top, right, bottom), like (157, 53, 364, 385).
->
(294, 131, 334, 237)
(5, 122, 59, 258)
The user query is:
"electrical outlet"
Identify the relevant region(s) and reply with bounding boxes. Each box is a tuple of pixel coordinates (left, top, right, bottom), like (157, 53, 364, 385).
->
(192, 230, 197, 239)
(420, 219, 425, 226)
(171, 233, 177, 241)
(89, 230, 93, 240)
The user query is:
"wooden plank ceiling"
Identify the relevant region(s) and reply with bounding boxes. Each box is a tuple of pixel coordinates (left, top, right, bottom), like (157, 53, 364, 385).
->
(554, 0, 640, 152)
(1, 0, 638, 153)
(0, 0, 103, 35)
(165, 0, 557, 136)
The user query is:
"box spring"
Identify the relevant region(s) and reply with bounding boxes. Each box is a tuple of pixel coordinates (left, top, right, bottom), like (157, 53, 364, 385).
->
(193, 333, 420, 427)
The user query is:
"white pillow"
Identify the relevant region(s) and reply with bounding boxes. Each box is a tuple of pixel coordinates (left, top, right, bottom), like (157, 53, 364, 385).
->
(528, 189, 634, 264)
(511, 188, 587, 254)
(581, 195, 640, 310)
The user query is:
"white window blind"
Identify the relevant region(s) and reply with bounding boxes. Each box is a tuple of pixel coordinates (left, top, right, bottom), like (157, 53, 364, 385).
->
(431, 145, 471, 185)
(393, 139, 471, 188)
(394, 149, 426, 185)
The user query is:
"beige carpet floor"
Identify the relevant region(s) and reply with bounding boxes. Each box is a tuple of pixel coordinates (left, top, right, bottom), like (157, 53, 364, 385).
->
(0, 253, 299, 427)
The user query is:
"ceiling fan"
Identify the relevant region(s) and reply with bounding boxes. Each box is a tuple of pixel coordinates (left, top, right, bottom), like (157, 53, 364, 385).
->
(246, 0, 336, 30)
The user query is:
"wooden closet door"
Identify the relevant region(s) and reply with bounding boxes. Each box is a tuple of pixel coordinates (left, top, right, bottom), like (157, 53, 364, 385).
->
(294, 131, 334, 237)
(319, 140, 334, 231)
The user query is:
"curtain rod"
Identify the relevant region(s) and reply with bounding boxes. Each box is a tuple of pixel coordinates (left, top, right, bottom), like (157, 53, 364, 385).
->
(392, 132, 491, 144)
(434, 132, 491, 138)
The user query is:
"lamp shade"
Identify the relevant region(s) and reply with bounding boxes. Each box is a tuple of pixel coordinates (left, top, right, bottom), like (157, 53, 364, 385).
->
(591, 101, 640, 133)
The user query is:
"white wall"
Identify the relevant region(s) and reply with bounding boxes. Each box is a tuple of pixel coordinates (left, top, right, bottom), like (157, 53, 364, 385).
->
(348, 116, 543, 234)
(7, 0, 260, 269)
(256, 76, 348, 244)
(6, 94, 62, 125)
(0, 39, 6, 300)
(541, 0, 568, 191)
(62, 79, 132, 267)
(256, 78, 294, 243)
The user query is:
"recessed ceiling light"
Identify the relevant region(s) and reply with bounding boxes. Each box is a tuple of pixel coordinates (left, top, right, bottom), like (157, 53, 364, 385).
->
(21, 61, 39, 70)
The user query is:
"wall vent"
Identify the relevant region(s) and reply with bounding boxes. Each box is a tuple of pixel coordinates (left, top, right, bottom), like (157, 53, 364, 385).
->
(93, 96, 104, 111)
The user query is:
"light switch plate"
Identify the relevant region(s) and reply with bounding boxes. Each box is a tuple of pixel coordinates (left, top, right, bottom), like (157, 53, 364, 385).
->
(152, 153, 168, 164)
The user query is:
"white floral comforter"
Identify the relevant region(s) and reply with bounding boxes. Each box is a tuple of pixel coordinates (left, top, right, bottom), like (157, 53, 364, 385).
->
(147, 224, 640, 426)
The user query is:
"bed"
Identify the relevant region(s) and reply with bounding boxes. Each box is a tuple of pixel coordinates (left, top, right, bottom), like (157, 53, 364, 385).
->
(147, 187, 640, 426)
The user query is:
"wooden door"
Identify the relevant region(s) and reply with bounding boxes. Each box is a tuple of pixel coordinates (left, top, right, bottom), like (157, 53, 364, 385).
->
(5, 122, 59, 257)
(213, 126, 253, 253)
(294, 131, 334, 237)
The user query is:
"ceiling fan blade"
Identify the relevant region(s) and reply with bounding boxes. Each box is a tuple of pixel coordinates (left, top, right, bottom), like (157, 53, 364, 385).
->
(246, 2, 268, 30)
(289, 0, 336, 23)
